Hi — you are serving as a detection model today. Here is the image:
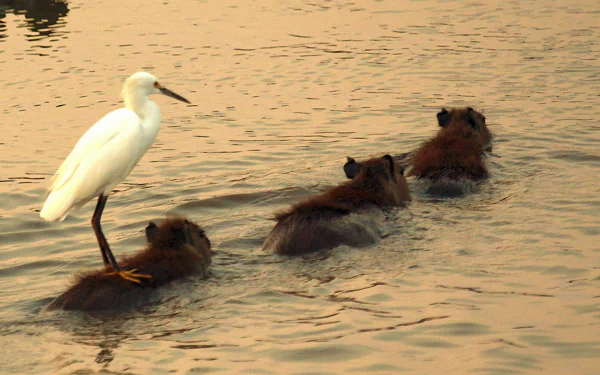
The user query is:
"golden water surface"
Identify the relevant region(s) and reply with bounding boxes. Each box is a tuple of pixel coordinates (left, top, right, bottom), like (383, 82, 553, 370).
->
(1, 0, 599, 374)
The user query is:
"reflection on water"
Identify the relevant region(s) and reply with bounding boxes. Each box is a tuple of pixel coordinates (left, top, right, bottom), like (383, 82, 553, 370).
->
(0, 0, 69, 41)
(0, 0, 599, 374)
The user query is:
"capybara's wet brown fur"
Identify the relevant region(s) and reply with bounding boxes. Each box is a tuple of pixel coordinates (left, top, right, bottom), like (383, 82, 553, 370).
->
(263, 155, 411, 255)
(407, 107, 492, 193)
(46, 218, 213, 312)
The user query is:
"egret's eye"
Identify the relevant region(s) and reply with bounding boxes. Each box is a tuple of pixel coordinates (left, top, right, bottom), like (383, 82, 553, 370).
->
(153, 81, 159, 88)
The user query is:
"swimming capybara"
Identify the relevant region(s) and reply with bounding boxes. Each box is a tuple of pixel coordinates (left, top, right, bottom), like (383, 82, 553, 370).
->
(407, 107, 492, 195)
(263, 155, 411, 255)
(46, 217, 213, 312)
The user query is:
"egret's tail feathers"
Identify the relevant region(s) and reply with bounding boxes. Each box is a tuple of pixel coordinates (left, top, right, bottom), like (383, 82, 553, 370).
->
(40, 190, 75, 222)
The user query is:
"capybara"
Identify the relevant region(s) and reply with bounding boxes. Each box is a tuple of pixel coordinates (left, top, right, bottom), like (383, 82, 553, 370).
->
(407, 107, 492, 195)
(263, 155, 411, 255)
(46, 217, 213, 312)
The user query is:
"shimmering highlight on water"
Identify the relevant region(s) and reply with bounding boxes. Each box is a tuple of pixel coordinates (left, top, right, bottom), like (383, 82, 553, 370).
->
(1, 0, 599, 374)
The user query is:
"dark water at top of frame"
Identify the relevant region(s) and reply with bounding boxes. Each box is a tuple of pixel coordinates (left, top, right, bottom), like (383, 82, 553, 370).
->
(0, 0, 599, 374)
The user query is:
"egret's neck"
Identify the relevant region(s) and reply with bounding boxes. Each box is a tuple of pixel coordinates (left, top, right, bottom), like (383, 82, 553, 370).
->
(123, 89, 162, 159)
(124, 90, 154, 119)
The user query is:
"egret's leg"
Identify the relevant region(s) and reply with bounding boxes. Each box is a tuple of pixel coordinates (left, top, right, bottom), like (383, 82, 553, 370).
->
(91, 194, 115, 268)
(91, 194, 152, 284)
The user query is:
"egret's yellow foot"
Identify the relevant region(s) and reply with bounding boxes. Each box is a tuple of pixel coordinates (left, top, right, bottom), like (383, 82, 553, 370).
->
(106, 269, 152, 284)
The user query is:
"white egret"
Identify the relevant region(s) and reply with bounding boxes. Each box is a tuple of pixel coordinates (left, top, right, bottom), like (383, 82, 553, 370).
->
(40, 72, 191, 283)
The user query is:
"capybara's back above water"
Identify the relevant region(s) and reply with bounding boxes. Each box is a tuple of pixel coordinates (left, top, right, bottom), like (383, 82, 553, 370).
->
(263, 155, 411, 255)
(407, 107, 492, 196)
(46, 217, 213, 312)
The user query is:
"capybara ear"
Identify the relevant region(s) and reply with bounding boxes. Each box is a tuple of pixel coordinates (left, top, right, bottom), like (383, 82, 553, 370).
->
(437, 108, 450, 127)
(466, 107, 479, 129)
(382, 155, 398, 177)
(398, 164, 405, 176)
(145, 221, 159, 243)
(343, 156, 362, 179)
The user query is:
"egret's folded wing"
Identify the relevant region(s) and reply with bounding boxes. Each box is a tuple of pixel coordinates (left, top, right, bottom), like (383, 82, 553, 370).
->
(69, 119, 143, 203)
(40, 109, 143, 221)
(47, 108, 141, 194)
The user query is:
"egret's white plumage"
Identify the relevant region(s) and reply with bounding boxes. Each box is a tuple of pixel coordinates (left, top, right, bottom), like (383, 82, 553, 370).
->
(41, 72, 187, 221)
(40, 72, 190, 282)
(41, 109, 143, 221)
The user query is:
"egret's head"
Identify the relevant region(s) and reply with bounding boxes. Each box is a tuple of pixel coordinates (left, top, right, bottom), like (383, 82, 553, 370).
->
(122, 72, 190, 104)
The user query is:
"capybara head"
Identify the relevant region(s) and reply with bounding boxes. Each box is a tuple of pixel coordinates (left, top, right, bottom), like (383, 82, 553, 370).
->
(344, 155, 406, 179)
(437, 107, 491, 147)
(344, 154, 411, 203)
(145, 218, 213, 258)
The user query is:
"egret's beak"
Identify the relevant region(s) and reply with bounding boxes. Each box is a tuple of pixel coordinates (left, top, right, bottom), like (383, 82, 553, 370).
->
(159, 87, 191, 104)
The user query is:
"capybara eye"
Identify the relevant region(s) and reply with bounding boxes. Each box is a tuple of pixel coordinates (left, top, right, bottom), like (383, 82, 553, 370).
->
(482, 116, 486, 123)
(199, 229, 205, 238)
(184, 219, 189, 225)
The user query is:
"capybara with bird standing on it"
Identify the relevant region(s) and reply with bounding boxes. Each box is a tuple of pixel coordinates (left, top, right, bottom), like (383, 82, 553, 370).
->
(46, 217, 213, 312)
